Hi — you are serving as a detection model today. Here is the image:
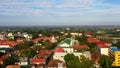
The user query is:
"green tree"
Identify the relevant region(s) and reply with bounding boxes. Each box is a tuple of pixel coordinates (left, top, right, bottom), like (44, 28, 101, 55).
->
(3, 57, 18, 68)
(100, 38, 113, 42)
(87, 42, 97, 48)
(75, 35, 87, 44)
(64, 54, 94, 68)
(112, 41, 120, 49)
(99, 55, 112, 68)
(79, 55, 95, 68)
(20, 48, 36, 58)
(64, 53, 80, 68)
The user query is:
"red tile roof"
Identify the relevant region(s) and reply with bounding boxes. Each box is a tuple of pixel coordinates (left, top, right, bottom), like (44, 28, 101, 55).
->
(16, 38, 24, 43)
(88, 37, 100, 43)
(36, 50, 51, 57)
(33, 36, 43, 43)
(73, 44, 89, 50)
(55, 48, 64, 52)
(32, 58, 45, 64)
(1, 40, 16, 47)
(33, 36, 57, 43)
(102, 42, 112, 44)
(96, 42, 108, 48)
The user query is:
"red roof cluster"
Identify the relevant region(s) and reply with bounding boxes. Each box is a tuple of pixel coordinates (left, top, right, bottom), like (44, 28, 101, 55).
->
(0, 40, 16, 47)
(87, 37, 100, 43)
(55, 48, 64, 52)
(73, 44, 89, 50)
(33, 36, 57, 43)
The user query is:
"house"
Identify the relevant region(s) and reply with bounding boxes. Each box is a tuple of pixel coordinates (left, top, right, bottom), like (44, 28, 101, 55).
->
(0, 44, 12, 53)
(96, 42, 109, 55)
(33, 36, 57, 43)
(0, 44, 11, 48)
(32, 58, 46, 65)
(7, 32, 14, 40)
(84, 32, 92, 37)
(16, 38, 24, 43)
(58, 38, 75, 53)
(70, 32, 82, 36)
(17, 57, 28, 66)
(53, 52, 82, 62)
(48, 60, 67, 68)
(83, 51, 91, 59)
(88, 37, 100, 43)
(58, 38, 74, 47)
(55, 48, 64, 52)
(35, 50, 52, 58)
(102, 42, 112, 46)
(2, 40, 17, 47)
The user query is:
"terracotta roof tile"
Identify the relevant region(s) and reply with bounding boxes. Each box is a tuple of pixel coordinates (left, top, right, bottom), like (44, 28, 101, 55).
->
(73, 44, 89, 50)
(55, 48, 64, 52)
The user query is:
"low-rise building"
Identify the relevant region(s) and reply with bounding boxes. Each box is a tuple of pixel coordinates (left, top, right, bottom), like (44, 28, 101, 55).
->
(96, 42, 109, 56)
(53, 52, 83, 62)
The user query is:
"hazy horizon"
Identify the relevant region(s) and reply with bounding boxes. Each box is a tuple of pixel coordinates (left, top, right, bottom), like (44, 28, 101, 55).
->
(0, 0, 120, 25)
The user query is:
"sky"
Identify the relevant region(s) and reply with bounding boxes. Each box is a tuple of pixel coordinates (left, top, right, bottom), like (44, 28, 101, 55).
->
(0, 0, 120, 26)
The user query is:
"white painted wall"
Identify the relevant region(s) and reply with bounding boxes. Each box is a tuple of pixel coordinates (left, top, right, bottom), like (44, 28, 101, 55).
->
(59, 43, 70, 47)
(53, 52, 83, 62)
(100, 48, 109, 55)
(0, 45, 10, 48)
(63, 48, 73, 53)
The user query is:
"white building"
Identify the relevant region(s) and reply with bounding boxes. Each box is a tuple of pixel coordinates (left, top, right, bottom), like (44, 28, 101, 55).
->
(0, 44, 10, 48)
(53, 52, 83, 62)
(97, 44, 109, 56)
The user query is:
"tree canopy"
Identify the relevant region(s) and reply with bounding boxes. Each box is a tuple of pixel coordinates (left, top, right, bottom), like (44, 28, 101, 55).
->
(99, 55, 112, 68)
(64, 54, 95, 68)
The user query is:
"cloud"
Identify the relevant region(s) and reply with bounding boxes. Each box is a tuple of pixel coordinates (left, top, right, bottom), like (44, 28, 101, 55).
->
(0, 0, 120, 25)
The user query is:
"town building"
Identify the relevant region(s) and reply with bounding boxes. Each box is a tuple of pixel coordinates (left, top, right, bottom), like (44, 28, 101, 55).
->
(96, 42, 109, 56)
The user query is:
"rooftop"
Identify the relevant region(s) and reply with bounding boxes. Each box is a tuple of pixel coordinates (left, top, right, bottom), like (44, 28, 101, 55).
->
(88, 37, 100, 43)
(73, 44, 89, 50)
(55, 48, 64, 52)
(111, 47, 119, 51)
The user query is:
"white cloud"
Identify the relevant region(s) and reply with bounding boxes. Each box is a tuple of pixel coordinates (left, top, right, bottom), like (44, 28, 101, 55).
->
(0, 0, 120, 23)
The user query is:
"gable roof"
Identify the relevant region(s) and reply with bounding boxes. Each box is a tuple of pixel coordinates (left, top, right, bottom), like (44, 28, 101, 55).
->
(61, 38, 71, 45)
(96, 42, 108, 48)
(59, 38, 74, 47)
(88, 37, 100, 43)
